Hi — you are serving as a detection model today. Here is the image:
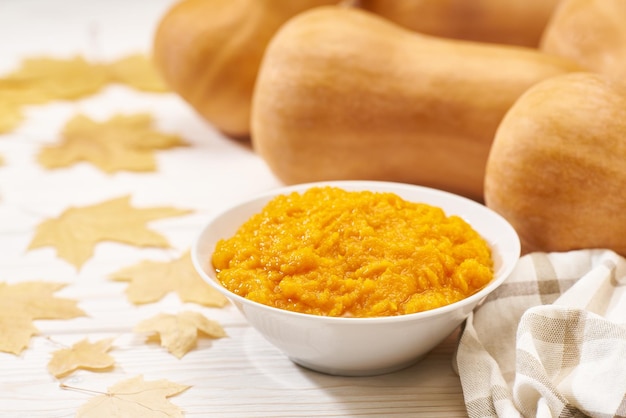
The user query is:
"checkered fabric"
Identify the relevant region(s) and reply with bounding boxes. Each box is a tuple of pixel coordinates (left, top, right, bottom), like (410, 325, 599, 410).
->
(456, 250, 626, 418)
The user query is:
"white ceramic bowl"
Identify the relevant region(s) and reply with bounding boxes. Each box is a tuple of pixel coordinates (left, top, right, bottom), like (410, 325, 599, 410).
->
(192, 181, 520, 376)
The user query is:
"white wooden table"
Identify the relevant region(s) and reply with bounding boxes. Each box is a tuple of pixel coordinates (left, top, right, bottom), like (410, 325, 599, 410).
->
(0, 1, 468, 416)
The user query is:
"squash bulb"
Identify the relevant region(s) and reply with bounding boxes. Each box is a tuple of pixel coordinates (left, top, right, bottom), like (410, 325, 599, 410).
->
(153, 0, 338, 138)
(485, 72, 626, 255)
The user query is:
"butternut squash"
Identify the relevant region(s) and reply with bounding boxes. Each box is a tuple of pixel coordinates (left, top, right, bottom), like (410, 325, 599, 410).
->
(251, 6, 580, 201)
(484, 72, 626, 256)
(152, 0, 338, 138)
(358, 0, 562, 47)
(540, 0, 626, 85)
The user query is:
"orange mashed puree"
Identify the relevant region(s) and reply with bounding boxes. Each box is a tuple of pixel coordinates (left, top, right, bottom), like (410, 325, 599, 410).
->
(212, 187, 493, 318)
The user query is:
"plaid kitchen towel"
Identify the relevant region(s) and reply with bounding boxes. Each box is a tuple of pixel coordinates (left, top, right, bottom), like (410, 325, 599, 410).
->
(456, 249, 626, 418)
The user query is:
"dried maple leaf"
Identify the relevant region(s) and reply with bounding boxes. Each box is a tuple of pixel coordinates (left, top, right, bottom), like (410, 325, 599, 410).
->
(37, 113, 187, 173)
(72, 375, 189, 418)
(108, 54, 169, 92)
(0, 282, 85, 354)
(110, 251, 228, 307)
(27, 195, 193, 269)
(0, 316, 38, 355)
(0, 99, 23, 133)
(135, 311, 227, 359)
(0, 54, 168, 134)
(1, 56, 109, 104)
(0, 56, 108, 134)
(48, 338, 115, 378)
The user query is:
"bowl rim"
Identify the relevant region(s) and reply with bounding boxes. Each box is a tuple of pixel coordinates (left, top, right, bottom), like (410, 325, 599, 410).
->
(191, 180, 520, 324)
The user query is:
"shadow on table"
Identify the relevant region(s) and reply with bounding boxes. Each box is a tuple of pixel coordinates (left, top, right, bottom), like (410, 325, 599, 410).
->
(244, 327, 467, 417)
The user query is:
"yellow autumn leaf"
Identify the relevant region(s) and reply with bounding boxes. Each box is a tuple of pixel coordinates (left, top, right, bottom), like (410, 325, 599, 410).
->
(108, 54, 169, 92)
(48, 338, 115, 378)
(110, 251, 228, 307)
(37, 113, 187, 173)
(135, 311, 227, 359)
(72, 375, 190, 418)
(27, 195, 193, 269)
(0, 56, 108, 135)
(0, 55, 169, 102)
(0, 282, 85, 355)
(0, 54, 168, 135)
(0, 316, 38, 355)
(1, 56, 109, 103)
(0, 99, 23, 134)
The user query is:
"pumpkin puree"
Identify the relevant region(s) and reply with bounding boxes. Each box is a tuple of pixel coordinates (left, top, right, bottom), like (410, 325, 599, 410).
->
(212, 187, 493, 317)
